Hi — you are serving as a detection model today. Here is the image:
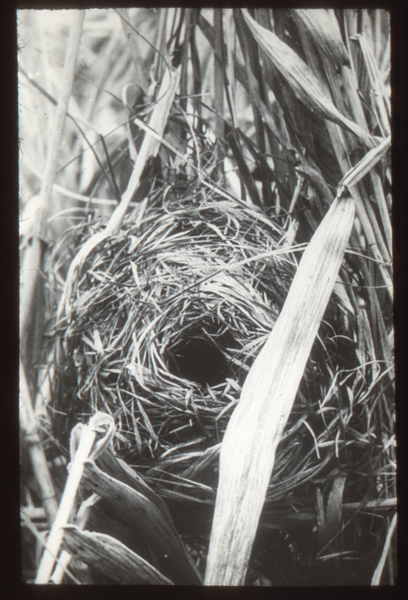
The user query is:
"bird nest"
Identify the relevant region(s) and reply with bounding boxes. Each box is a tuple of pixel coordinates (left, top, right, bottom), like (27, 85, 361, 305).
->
(49, 189, 372, 513)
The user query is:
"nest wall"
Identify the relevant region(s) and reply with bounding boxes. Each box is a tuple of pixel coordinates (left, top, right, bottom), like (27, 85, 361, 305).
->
(49, 191, 368, 512)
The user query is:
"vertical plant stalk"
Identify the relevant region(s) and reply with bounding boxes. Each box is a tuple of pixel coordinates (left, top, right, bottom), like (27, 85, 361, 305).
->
(214, 9, 225, 167)
(234, 9, 266, 166)
(152, 8, 169, 84)
(20, 19, 84, 570)
(116, 8, 149, 94)
(34, 429, 97, 584)
(20, 362, 58, 524)
(371, 512, 397, 585)
(20, 11, 85, 343)
(35, 413, 115, 584)
(50, 494, 100, 584)
(178, 8, 191, 114)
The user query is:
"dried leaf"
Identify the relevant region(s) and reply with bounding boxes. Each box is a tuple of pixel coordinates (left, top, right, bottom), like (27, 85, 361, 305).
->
(81, 459, 202, 584)
(205, 192, 355, 585)
(242, 9, 375, 149)
(62, 526, 173, 584)
(338, 135, 390, 193)
(294, 9, 350, 68)
(323, 475, 347, 548)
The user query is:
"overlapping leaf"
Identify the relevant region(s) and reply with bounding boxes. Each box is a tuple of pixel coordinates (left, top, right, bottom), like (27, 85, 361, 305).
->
(242, 9, 375, 149)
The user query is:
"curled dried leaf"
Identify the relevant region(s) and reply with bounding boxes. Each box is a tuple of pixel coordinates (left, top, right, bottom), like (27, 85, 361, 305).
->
(337, 135, 391, 196)
(62, 526, 173, 585)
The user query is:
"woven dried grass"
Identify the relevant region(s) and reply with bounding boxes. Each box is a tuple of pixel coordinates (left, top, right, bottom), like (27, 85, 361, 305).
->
(49, 183, 371, 518)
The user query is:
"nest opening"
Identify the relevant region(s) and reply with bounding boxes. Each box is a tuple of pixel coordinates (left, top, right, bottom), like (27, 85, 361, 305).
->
(167, 323, 236, 387)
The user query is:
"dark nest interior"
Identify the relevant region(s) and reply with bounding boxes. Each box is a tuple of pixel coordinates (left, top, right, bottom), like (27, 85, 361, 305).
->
(41, 182, 393, 584)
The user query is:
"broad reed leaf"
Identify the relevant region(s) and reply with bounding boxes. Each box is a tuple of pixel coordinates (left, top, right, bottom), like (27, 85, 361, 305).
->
(322, 475, 347, 549)
(338, 136, 391, 193)
(351, 33, 390, 136)
(80, 459, 202, 584)
(96, 444, 181, 539)
(242, 9, 375, 149)
(205, 192, 355, 585)
(62, 526, 173, 584)
(294, 9, 350, 68)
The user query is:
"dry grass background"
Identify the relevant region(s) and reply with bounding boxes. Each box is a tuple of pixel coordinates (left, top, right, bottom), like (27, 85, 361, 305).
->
(19, 9, 395, 585)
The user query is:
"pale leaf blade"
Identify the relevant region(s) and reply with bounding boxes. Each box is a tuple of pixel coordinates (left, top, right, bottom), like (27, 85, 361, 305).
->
(242, 9, 375, 148)
(205, 193, 355, 585)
